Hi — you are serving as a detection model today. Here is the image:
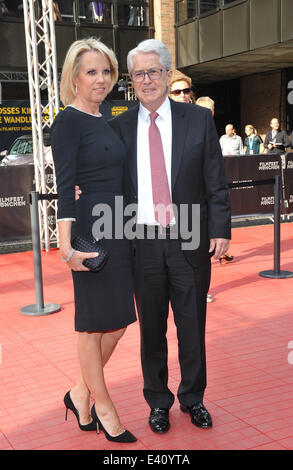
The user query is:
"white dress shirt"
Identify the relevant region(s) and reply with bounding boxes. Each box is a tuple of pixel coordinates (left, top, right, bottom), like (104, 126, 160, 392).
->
(219, 134, 244, 156)
(136, 96, 173, 225)
(271, 130, 277, 143)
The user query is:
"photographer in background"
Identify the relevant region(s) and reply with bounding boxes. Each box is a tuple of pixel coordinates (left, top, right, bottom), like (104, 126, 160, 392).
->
(264, 118, 290, 154)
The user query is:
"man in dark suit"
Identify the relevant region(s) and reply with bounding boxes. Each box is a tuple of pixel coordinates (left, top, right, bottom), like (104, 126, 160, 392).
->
(263, 118, 290, 154)
(110, 39, 231, 433)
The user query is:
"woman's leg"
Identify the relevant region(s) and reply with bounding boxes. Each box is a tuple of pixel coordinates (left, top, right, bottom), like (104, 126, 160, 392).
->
(71, 328, 126, 435)
(78, 330, 123, 435)
(69, 328, 126, 425)
(101, 327, 126, 366)
(69, 376, 92, 425)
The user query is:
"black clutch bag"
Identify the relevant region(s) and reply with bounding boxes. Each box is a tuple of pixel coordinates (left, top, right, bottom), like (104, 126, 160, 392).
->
(71, 235, 109, 272)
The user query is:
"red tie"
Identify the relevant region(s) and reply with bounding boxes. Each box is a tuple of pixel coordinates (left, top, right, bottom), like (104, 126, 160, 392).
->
(149, 111, 174, 226)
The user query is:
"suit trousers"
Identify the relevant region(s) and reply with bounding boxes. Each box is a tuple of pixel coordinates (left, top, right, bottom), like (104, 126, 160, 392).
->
(134, 236, 211, 409)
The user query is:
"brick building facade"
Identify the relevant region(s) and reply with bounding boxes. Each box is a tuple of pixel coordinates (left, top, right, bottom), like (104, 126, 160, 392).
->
(153, 0, 176, 68)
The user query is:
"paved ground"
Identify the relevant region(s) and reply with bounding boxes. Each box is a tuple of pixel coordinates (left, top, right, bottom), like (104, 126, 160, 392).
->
(0, 222, 293, 451)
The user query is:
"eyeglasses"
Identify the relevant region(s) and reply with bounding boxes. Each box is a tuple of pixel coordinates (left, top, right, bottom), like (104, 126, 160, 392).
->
(171, 88, 191, 96)
(131, 68, 165, 83)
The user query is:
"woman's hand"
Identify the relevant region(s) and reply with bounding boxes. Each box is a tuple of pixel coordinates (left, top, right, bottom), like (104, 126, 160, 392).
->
(65, 250, 99, 271)
(75, 185, 82, 201)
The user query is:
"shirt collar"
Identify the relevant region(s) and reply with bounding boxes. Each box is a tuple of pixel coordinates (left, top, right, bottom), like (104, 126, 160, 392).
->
(139, 95, 171, 122)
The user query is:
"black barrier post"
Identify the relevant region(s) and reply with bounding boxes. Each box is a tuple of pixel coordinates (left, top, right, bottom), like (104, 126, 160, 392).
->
(259, 176, 293, 279)
(20, 191, 61, 316)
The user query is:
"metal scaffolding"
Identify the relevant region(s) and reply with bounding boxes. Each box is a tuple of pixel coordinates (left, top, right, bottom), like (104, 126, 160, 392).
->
(23, 0, 60, 251)
(21, 0, 136, 250)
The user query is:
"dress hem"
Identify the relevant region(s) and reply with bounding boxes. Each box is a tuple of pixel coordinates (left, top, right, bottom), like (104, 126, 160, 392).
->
(74, 317, 137, 333)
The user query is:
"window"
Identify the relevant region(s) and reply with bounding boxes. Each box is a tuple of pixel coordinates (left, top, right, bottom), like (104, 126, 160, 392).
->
(176, 0, 196, 23)
(79, 1, 112, 24)
(0, 0, 150, 27)
(56, 0, 75, 21)
(199, 0, 219, 15)
(175, 0, 247, 24)
(9, 138, 33, 156)
(0, 1, 72, 21)
(117, 0, 149, 26)
(0, 0, 23, 18)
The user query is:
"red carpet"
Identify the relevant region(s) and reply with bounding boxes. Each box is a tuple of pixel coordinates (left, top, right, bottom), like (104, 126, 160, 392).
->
(0, 222, 293, 450)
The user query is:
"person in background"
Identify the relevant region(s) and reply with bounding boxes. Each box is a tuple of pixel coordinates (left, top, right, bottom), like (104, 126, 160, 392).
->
(196, 96, 215, 116)
(220, 123, 244, 155)
(196, 97, 234, 268)
(53, 1, 62, 21)
(169, 70, 196, 104)
(263, 118, 290, 154)
(244, 124, 263, 155)
(51, 38, 137, 443)
(0, 1, 8, 16)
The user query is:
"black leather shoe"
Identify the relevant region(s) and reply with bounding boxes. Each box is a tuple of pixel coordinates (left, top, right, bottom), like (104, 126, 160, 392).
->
(149, 408, 170, 434)
(180, 403, 212, 429)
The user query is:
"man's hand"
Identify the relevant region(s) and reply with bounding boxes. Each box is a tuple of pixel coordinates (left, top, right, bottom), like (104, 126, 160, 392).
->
(75, 185, 82, 201)
(209, 238, 230, 259)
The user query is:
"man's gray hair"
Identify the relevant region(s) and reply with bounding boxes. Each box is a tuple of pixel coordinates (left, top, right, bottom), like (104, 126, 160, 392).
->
(127, 39, 172, 74)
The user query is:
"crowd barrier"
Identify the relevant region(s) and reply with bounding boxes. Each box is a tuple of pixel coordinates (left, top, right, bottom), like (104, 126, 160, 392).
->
(1, 153, 293, 243)
(224, 153, 293, 216)
(224, 174, 292, 280)
(0, 165, 34, 242)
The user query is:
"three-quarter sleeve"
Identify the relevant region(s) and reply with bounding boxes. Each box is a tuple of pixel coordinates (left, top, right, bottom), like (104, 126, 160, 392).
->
(51, 111, 80, 220)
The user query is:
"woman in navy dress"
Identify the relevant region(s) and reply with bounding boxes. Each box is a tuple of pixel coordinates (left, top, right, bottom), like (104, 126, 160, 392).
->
(51, 38, 136, 443)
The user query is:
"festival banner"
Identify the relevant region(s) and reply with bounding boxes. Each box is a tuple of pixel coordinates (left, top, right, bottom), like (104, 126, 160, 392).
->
(0, 100, 137, 152)
(0, 165, 34, 241)
(283, 152, 293, 213)
(223, 154, 283, 216)
(0, 101, 33, 152)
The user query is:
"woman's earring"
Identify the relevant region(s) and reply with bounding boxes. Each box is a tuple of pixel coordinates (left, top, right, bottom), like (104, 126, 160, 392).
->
(75, 85, 78, 95)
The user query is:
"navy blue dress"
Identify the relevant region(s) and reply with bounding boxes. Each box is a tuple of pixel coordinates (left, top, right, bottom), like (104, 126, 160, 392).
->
(51, 106, 136, 332)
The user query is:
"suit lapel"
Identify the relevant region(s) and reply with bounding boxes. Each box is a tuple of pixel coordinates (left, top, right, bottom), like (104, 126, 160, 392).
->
(170, 99, 188, 189)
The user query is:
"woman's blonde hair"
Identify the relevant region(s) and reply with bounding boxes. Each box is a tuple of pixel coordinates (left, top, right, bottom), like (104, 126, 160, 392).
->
(196, 96, 215, 112)
(169, 70, 196, 104)
(60, 37, 118, 106)
(170, 70, 192, 89)
(245, 124, 257, 134)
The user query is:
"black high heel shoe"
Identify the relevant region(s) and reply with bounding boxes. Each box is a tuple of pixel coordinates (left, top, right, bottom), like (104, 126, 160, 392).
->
(64, 391, 97, 431)
(91, 404, 137, 443)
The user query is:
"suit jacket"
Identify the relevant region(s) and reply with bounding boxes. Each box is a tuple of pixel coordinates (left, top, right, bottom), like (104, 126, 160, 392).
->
(110, 98, 231, 267)
(263, 129, 290, 154)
